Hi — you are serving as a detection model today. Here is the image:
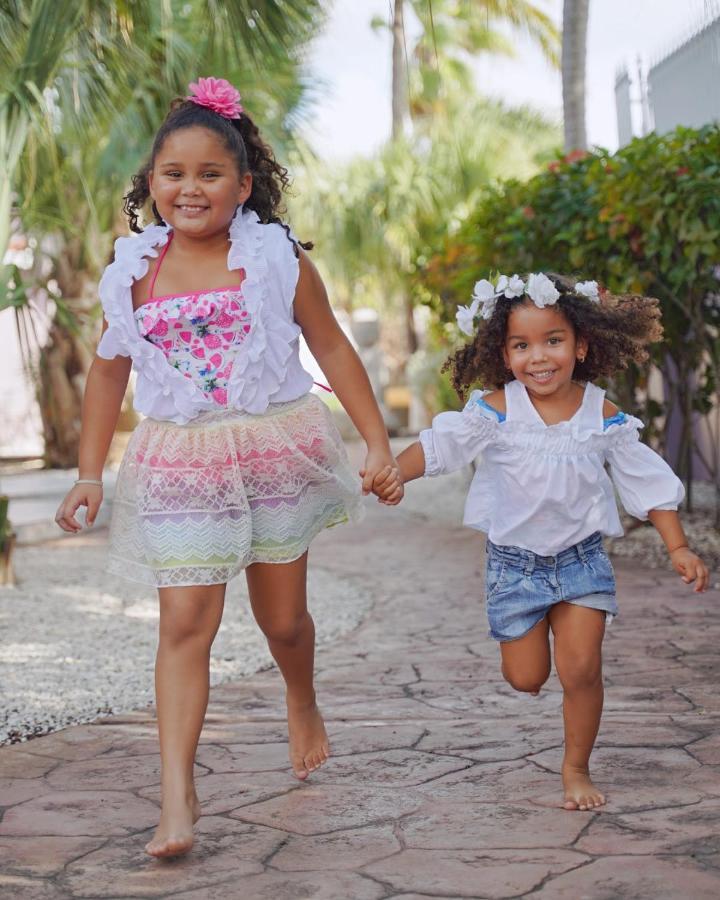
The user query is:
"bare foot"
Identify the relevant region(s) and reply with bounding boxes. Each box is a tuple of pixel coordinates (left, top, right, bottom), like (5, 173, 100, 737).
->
(562, 764, 606, 811)
(145, 789, 201, 858)
(287, 694, 330, 780)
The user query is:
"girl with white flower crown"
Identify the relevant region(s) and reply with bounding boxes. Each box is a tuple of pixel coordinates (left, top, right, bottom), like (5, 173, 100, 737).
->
(373, 271, 709, 811)
(54, 78, 401, 857)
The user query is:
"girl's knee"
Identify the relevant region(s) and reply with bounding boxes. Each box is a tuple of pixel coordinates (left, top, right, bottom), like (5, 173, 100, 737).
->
(556, 656, 602, 691)
(159, 595, 221, 648)
(502, 663, 550, 695)
(160, 615, 212, 648)
(260, 610, 311, 646)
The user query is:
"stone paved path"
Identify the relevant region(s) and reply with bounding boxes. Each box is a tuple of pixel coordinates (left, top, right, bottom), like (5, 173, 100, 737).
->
(1, 487, 720, 898)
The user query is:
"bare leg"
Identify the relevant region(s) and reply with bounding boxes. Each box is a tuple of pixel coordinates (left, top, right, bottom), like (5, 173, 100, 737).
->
(245, 553, 329, 780)
(145, 583, 226, 858)
(499, 616, 552, 695)
(549, 602, 606, 811)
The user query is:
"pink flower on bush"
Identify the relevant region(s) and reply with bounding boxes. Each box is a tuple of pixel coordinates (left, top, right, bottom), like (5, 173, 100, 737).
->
(187, 77, 243, 119)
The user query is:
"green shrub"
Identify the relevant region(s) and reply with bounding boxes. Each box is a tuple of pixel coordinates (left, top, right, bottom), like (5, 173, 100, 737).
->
(420, 125, 720, 507)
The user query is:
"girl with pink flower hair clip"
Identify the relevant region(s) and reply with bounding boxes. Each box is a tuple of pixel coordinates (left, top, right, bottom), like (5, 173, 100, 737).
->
(55, 76, 401, 858)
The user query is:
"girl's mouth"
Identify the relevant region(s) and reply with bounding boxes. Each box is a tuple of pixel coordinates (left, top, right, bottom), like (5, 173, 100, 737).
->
(528, 370, 556, 384)
(175, 204, 209, 216)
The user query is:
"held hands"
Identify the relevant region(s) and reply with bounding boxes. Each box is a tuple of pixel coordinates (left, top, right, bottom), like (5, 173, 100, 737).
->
(55, 484, 103, 534)
(370, 465, 404, 505)
(359, 448, 404, 506)
(670, 546, 709, 593)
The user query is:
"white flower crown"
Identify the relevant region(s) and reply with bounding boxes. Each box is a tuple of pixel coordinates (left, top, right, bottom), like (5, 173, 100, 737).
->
(456, 273, 600, 336)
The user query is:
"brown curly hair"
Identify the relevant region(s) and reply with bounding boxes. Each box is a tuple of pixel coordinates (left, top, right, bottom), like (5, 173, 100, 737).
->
(443, 274, 663, 401)
(123, 98, 311, 254)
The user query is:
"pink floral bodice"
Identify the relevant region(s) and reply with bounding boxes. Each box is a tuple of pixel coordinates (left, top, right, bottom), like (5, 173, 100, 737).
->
(134, 285, 251, 407)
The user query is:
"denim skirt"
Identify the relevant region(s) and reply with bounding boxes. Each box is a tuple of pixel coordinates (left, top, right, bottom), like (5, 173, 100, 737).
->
(485, 531, 618, 642)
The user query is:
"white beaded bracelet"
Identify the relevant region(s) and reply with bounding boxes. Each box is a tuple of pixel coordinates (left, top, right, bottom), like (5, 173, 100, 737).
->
(74, 479, 103, 487)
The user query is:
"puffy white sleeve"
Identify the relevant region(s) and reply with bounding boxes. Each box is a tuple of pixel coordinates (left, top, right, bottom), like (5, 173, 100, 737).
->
(605, 417, 685, 520)
(419, 394, 499, 477)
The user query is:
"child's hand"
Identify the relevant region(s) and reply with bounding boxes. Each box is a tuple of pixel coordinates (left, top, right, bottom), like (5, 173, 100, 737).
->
(55, 484, 103, 534)
(670, 547, 709, 592)
(359, 448, 399, 497)
(371, 465, 404, 506)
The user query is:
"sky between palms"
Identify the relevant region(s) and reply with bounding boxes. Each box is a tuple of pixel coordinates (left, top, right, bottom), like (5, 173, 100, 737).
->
(305, 0, 716, 160)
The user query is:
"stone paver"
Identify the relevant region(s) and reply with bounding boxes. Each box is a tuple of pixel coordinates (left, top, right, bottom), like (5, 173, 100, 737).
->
(1, 466, 720, 899)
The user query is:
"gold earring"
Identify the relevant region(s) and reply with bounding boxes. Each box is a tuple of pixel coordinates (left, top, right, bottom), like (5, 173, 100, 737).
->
(578, 355, 586, 363)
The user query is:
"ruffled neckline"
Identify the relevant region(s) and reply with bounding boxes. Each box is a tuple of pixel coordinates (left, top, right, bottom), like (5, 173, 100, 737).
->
(97, 207, 302, 421)
(466, 387, 643, 456)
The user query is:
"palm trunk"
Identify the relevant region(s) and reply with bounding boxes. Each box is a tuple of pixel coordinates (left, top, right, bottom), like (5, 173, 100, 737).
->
(562, 0, 589, 152)
(391, 0, 407, 139)
(391, 1, 417, 355)
(0, 495, 16, 587)
(37, 319, 89, 469)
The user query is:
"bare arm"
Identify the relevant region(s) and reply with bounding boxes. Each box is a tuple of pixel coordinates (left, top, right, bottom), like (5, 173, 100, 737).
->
(56, 321, 131, 532)
(396, 441, 426, 483)
(293, 251, 399, 495)
(648, 508, 709, 592)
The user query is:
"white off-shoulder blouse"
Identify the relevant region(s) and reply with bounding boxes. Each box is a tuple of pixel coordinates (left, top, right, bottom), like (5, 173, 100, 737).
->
(419, 379, 684, 556)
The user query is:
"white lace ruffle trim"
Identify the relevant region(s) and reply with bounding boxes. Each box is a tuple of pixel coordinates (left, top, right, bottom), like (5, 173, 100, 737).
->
(97, 208, 302, 422)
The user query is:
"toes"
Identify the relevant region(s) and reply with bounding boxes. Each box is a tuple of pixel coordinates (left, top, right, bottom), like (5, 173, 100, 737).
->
(146, 836, 192, 858)
(563, 798, 579, 810)
(304, 751, 324, 773)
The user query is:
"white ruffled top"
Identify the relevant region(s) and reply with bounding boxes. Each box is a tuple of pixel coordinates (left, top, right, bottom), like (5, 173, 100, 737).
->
(96, 207, 313, 422)
(419, 379, 685, 556)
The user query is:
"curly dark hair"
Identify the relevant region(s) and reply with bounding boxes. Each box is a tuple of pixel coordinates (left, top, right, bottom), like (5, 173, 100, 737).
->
(122, 99, 311, 254)
(443, 274, 663, 401)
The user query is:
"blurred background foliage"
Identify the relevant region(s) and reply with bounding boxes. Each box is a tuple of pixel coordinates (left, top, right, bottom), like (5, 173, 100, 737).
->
(1, 0, 324, 465)
(417, 125, 720, 506)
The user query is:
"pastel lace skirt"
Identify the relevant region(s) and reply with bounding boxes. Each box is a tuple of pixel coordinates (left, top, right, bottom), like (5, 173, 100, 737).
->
(107, 393, 363, 587)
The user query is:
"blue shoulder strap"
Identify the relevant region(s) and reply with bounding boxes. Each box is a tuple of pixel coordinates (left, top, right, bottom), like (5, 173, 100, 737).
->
(603, 411, 626, 430)
(475, 396, 506, 423)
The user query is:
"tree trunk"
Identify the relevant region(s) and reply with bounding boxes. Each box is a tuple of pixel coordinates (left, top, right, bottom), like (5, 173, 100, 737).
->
(390, 0, 417, 357)
(0, 495, 16, 587)
(562, 0, 589, 152)
(37, 320, 89, 468)
(391, 0, 408, 140)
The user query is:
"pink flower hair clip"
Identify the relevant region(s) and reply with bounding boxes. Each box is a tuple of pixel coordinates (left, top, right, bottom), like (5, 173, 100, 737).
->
(186, 77, 243, 120)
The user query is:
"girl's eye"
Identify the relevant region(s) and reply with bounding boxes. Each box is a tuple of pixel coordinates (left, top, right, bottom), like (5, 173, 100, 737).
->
(512, 342, 527, 350)
(548, 337, 561, 345)
(202, 173, 220, 179)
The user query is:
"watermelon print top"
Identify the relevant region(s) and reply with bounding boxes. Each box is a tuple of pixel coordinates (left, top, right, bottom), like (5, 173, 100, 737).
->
(134, 285, 252, 408)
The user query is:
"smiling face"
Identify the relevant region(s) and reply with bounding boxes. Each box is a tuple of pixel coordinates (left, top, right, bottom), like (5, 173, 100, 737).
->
(503, 301, 588, 397)
(148, 126, 252, 238)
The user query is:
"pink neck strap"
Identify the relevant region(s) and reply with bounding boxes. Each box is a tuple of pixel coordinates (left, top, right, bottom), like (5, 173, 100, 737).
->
(149, 232, 174, 299)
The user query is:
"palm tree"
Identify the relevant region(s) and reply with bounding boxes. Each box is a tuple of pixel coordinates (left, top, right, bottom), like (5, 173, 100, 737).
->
(561, 0, 590, 151)
(372, 0, 560, 352)
(2, 0, 324, 466)
(291, 91, 559, 364)
(379, 0, 560, 132)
